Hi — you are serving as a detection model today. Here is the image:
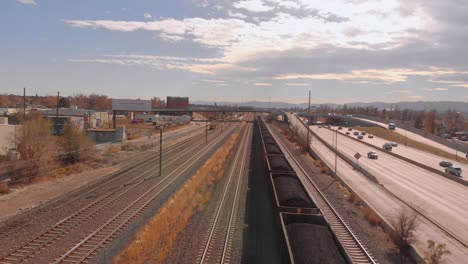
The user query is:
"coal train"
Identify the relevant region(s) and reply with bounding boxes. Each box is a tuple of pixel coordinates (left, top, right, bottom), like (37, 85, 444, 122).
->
(257, 117, 349, 264)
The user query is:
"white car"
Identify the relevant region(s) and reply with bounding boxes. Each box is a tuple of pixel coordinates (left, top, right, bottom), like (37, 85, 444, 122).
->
(391, 142, 398, 147)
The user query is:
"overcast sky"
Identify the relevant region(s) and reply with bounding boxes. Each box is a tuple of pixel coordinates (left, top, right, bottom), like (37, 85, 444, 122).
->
(1, 0, 467, 104)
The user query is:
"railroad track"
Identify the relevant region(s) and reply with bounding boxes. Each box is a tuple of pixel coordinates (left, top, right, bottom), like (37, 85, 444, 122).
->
(0, 124, 237, 264)
(0, 125, 211, 241)
(197, 124, 252, 264)
(266, 122, 377, 264)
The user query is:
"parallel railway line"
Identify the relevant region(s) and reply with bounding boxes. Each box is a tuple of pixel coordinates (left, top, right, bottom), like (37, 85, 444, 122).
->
(0, 125, 208, 241)
(0, 124, 237, 264)
(197, 124, 252, 264)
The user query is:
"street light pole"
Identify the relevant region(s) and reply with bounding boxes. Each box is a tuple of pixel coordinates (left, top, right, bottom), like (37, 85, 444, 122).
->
(159, 126, 163, 177)
(334, 129, 338, 176)
(205, 119, 208, 144)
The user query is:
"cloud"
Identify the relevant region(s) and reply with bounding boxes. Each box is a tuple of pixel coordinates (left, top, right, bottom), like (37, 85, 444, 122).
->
(254, 82, 272, 86)
(233, 0, 274, 12)
(423, 88, 449, 91)
(386, 90, 410, 93)
(144, 13, 152, 20)
(201, 79, 225, 83)
(274, 68, 468, 84)
(407, 95, 425, 100)
(454, 84, 468, 88)
(285, 82, 310, 86)
(16, 0, 36, 4)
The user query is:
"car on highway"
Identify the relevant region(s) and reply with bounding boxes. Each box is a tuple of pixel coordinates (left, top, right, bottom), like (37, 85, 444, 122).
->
(445, 166, 462, 176)
(439, 161, 453, 167)
(357, 135, 364, 139)
(368, 134, 374, 138)
(361, 131, 366, 135)
(346, 132, 350, 135)
(383, 143, 393, 151)
(338, 126, 342, 130)
(348, 128, 352, 131)
(391, 142, 398, 147)
(353, 131, 359, 136)
(367, 151, 378, 159)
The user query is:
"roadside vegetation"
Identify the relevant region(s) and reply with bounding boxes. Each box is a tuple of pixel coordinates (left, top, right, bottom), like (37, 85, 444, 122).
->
(358, 126, 468, 164)
(425, 240, 451, 264)
(114, 127, 241, 264)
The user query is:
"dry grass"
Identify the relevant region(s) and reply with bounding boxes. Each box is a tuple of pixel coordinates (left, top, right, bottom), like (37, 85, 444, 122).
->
(105, 145, 121, 156)
(359, 127, 468, 165)
(114, 128, 241, 264)
(0, 182, 10, 194)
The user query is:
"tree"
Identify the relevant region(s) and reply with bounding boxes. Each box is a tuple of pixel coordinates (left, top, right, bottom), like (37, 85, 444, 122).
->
(59, 123, 95, 163)
(391, 209, 419, 259)
(58, 97, 70, 108)
(16, 114, 56, 178)
(423, 110, 438, 134)
(425, 240, 450, 264)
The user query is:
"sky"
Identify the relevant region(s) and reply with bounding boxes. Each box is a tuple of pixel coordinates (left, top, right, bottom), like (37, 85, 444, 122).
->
(1, 0, 468, 104)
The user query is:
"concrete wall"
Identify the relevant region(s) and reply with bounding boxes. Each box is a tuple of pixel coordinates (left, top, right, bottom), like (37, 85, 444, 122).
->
(0, 125, 19, 156)
(87, 127, 126, 143)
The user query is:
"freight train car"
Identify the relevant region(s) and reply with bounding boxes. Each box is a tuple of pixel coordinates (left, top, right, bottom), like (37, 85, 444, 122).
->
(257, 117, 349, 264)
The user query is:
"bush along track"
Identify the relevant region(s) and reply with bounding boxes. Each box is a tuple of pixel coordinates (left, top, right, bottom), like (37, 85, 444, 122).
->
(114, 126, 243, 264)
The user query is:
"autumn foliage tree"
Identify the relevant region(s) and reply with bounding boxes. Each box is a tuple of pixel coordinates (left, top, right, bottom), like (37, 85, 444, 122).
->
(59, 124, 95, 163)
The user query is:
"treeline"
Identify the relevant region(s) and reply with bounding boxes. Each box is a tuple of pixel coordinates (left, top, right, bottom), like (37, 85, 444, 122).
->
(316, 105, 466, 135)
(0, 93, 112, 110)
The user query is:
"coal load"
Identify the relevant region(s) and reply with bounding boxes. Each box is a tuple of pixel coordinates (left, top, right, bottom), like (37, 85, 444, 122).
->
(274, 176, 314, 208)
(268, 156, 292, 171)
(286, 223, 346, 264)
(263, 137, 276, 145)
(265, 143, 282, 154)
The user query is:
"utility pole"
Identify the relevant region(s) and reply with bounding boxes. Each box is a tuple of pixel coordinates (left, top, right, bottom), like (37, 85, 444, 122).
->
(56, 91, 60, 135)
(306, 90, 311, 151)
(23, 87, 26, 119)
(205, 119, 208, 144)
(159, 126, 163, 177)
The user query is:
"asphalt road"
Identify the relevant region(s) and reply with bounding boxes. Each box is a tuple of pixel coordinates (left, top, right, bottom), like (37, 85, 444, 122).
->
(331, 126, 467, 179)
(287, 113, 468, 264)
(354, 118, 467, 158)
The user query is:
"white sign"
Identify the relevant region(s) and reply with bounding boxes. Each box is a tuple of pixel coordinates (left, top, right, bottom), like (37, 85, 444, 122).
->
(112, 99, 152, 112)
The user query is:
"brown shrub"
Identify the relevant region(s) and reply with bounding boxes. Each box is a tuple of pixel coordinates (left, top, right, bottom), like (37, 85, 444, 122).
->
(362, 207, 381, 226)
(0, 182, 10, 194)
(347, 192, 362, 205)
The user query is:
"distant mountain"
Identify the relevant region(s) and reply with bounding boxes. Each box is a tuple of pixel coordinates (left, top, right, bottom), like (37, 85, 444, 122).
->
(192, 100, 468, 114)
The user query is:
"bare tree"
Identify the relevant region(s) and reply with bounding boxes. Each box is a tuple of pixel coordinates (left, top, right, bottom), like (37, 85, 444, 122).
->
(391, 208, 419, 258)
(425, 240, 451, 264)
(59, 123, 95, 163)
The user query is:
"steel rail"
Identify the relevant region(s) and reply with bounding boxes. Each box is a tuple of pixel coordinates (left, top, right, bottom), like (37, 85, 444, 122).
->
(0, 125, 212, 241)
(198, 124, 251, 264)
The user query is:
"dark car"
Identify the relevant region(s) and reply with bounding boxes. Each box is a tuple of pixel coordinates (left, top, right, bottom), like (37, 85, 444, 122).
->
(439, 161, 453, 167)
(357, 135, 364, 139)
(348, 128, 353, 131)
(361, 131, 366, 135)
(446, 166, 462, 176)
(353, 131, 359, 136)
(391, 142, 398, 147)
(338, 126, 342, 130)
(383, 143, 393, 151)
(368, 151, 378, 159)
(368, 134, 374, 138)
(346, 132, 350, 135)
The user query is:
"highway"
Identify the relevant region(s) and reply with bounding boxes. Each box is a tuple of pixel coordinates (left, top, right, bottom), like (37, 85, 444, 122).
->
(335, 126, 468, 179)
(354, 118, 467, 158)
(287, 113, 468, 264)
